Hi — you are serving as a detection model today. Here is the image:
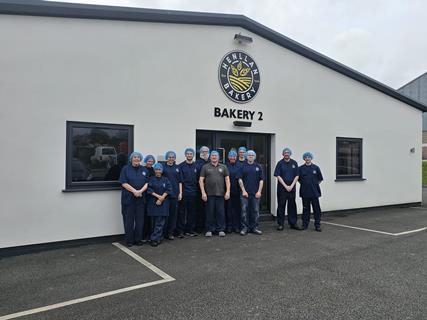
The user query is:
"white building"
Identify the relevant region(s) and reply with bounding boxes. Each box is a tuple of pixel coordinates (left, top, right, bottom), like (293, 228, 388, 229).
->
(0, 1, 425, 249)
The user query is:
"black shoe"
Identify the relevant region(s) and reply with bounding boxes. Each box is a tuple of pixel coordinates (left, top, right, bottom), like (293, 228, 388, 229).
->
(167, 235, 175, 240)
(301, 225, 308, 230)
(315, 227, 322, 232)
(150, 241, 159, 247)
(277, 225, 284, 231)
(290, 225, 302, 231)
(126, 242, 133, 247)
(135, 241, 144, 246)
(226, 228, 232, 234)
(235, 229, 241, 234)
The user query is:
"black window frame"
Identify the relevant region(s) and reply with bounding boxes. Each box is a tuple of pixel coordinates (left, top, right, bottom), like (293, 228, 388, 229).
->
(336, 137, 363, 181)
(65, 121, 134, 192)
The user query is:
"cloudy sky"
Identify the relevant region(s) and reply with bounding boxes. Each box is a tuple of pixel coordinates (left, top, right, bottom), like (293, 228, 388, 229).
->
(50, 0, 427, 88)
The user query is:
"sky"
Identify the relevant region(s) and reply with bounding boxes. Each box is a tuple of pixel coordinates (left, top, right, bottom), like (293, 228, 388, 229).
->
(48, 0, 427, 89)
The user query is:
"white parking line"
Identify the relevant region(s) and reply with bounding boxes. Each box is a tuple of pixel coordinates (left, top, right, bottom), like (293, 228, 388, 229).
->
(321, 221, 427, 236)
(0, 243, 175, 320)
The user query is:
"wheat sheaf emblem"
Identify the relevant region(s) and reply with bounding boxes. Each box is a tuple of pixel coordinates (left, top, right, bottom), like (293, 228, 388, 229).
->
(229, 61, 252, 92)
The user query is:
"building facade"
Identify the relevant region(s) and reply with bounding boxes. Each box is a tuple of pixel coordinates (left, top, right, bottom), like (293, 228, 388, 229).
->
(0, 1, 425, 249)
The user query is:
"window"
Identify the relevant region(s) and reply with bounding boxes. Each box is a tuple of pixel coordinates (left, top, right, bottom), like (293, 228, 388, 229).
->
(336, 137, 363, 180)
(65, 121, 134, 191)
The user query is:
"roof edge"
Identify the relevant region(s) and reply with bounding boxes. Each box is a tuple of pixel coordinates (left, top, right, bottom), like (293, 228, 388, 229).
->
(1, 0, 426, 112)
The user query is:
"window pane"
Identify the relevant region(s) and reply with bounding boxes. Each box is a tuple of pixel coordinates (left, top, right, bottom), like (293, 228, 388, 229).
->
(337, 139, 362, 177)
(69, 122, 132, 187)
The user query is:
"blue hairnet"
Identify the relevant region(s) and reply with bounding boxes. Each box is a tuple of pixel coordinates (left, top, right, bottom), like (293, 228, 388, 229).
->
(238, 146, 247, 152)
(302, 152, 313, 160)
(153, 163, 163, 171)
(228, 150, 237, 158)
(184, 148, 195, 155)
(165, 151, 176, 159)
(210, 150, 219, 157)
(144, 154, 156, 163)
(246, 150, 256, 159)
(129, 151, 143, 162)
(199, 146, 210, 153)
(282, 147, 292, 155)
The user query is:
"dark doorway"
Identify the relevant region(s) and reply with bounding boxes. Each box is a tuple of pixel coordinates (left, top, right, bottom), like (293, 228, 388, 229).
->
(196, 130, 271, 214)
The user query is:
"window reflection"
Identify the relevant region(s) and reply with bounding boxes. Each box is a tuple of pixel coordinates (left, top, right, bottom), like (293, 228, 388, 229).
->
(67, 122, 133, 189)
(336, 138, 362, 178)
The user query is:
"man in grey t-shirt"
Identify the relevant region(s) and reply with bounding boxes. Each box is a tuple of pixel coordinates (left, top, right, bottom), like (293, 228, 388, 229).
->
(199, 150, 230, 237)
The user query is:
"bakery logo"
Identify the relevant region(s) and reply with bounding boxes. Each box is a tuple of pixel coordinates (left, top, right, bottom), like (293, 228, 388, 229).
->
(219, 51, 260, 103)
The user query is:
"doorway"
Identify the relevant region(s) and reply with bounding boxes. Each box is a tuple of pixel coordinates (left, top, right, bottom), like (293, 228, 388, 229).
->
(196, 130, 271, 214)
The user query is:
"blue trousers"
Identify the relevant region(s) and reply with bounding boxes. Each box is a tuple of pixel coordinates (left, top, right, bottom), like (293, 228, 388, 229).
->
(225, 194, 241, 230)
(277, 191, 297, 226)
(302, 197, 322, 228)
(122, 199, 145, 244)
(177, 195, 197, 234)
(165, 197, 178, 236)
(206, 196, 225, 232)
(241, 195, 260, 231)
(151, 216, 167, 242)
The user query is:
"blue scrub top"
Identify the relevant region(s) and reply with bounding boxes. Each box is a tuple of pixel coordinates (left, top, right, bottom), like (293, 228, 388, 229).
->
(226, 161, 242, 196)
(179, 161, 198, 196)
(147, 176, 172, 216)
(237, 162, 264, 196)
(274, 158, 299, 193)
(119, 164, 149, 205)
(196, 158, 209, 178)
(163, 162, 181, 198)
(298, 163, 323, 198)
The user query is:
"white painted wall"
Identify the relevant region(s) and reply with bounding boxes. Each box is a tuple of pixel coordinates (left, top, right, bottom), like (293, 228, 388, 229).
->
(0, 14, 422, 248)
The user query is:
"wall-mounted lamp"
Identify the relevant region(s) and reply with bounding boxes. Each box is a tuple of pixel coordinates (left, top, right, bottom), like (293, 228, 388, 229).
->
(410, 147, 415, 153)
(234, 33, 253, 44)
(233, 121, 252, 127)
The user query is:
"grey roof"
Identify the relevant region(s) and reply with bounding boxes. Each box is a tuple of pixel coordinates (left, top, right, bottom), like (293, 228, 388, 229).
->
(398, 72, 427, 130)
(1, 0, 426, 112)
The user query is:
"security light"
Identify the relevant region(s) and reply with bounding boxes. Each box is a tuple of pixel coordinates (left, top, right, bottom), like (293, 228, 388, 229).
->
(234, 33, 253, 44)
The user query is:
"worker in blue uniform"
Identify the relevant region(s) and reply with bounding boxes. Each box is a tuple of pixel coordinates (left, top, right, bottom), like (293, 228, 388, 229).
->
(225, 150, 242, 233)
(119, 151, 149, 247)
(238, 146, 247, 164)
(195, 146, 210, 233)
(163, 150, 182, 240)
(144, 154, 156, 177)
(177, 148, 198, 237)
(298, 152, 324, 232)
(274, 147, 302, 231)
(143, 154, 156, 241)
(238, 150, 264, 235)
(147, 163, 173, 246)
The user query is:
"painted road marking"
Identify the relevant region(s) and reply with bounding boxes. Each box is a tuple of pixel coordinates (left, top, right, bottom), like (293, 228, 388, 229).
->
(320, 221, 427, 236)
(0, 243, 175, 320)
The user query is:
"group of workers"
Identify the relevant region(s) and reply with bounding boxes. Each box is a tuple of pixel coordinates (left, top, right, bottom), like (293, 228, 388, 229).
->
(119, 146, 323, 247)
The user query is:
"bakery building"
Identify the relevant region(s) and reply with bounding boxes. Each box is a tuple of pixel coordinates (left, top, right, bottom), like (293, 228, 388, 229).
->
(0, 1, 425, 249)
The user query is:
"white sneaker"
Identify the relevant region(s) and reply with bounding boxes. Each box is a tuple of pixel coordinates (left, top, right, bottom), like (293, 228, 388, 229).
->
(205, 231, 212, 237)
(218, 231, 226, 237)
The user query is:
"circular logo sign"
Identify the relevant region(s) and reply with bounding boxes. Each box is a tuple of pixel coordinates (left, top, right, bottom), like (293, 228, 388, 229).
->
(218, 51, 260, 103)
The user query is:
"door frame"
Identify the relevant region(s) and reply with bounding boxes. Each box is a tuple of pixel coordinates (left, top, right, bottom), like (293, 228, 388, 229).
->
(196, 129, 271, 214)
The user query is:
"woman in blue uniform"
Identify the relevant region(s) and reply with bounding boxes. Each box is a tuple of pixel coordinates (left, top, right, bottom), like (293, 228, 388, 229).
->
(298, 152, 324, 232)
(119, 152, 149, 247)
(163, 150, 182, 240)
(143, 154, 156, 241)
(225, 150, 242, 233)
(147, 163, 173, 246)
(144, 154, 156, 177)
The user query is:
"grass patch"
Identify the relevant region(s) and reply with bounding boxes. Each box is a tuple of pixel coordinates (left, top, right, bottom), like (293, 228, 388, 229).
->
(423, 162, 427, 186)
